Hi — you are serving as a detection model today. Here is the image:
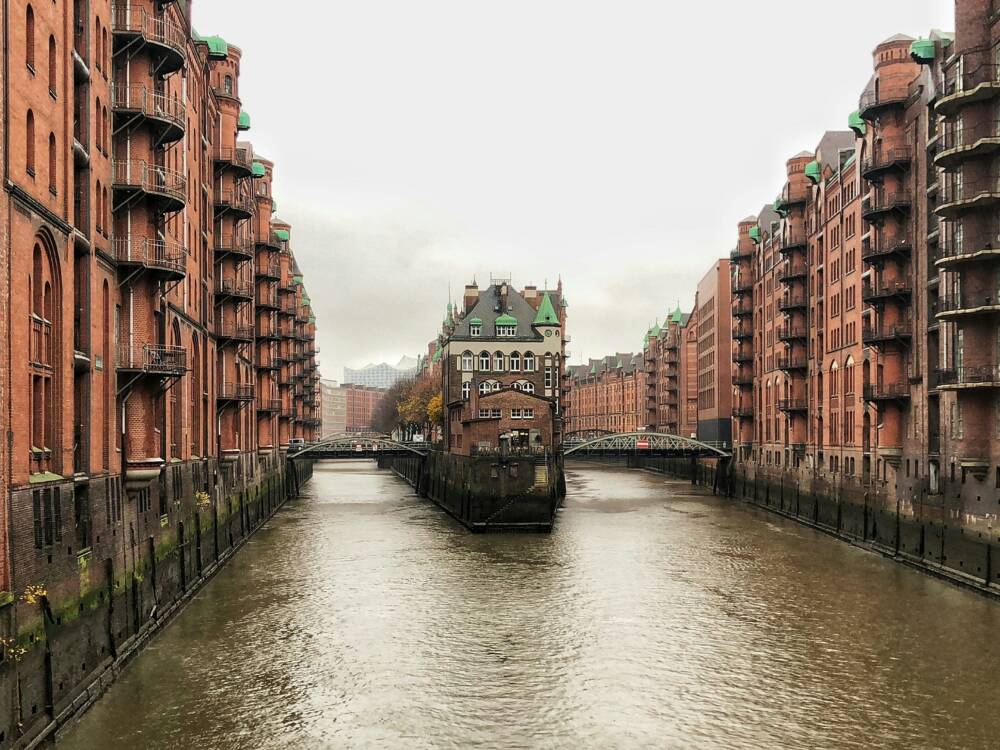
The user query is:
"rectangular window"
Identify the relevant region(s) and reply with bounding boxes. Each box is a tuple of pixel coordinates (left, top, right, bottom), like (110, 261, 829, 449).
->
(511, 408, 523, 419)
(469, 325, 481, 337)
(491, 408, 501, 418)
(523, 408, 534, 419)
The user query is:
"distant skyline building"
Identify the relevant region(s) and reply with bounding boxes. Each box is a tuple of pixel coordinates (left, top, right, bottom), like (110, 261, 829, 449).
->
(344, 356, 419, 389)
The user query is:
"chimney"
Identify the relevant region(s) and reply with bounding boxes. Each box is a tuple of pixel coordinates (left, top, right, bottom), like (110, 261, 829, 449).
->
(523, 285, 537, 302)
(463, 283, 479, 314)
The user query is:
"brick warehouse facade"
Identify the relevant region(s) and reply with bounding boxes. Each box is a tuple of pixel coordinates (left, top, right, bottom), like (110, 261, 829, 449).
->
(728, 0, 1000, 593)
(0, 2, 319, 745)
(562, 261, 732, 448)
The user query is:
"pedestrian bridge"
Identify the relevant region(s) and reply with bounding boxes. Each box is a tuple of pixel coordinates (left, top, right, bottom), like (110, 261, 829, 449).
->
(288, 434, 428, 460)
(564, 432, 730, 458)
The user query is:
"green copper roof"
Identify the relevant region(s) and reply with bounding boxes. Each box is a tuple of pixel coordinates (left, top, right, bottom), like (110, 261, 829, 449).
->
(495, 313, 518, 327)
(469, 317, 483, 326)
(910, 38, 935, 63)
(749, 225, 761, 243)
(237, 110, 251, 131)
(647, 320, 661, 339)
(773, 195, 787, 217)
(251, 162, 266, 178)
(274, 229, 290, 242)
(308, 314, 316, 323)
(302, 294, 311, 305)
(848, 110, 866, 137)
(589, 363, 597, 375)
(671, 303, 683, 323)
(533, 293, 559, 326)
(804, 160, 822, 184)
(560, 297, 568, 308)
(616, 359, 624, 369)
(432, 348, 442, 363)
(272, 200, 278, 212)
(292, 274, 303, 285)
(203, 35, 229, 59)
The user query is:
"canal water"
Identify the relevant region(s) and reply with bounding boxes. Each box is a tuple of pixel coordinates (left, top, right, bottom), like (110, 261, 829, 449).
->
(62, 462, 1000, 749)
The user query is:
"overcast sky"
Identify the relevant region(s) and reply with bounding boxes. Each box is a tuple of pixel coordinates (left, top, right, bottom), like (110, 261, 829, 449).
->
(193, 0, 952, 380)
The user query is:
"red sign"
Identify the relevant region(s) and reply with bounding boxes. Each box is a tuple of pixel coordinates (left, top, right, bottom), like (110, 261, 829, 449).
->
(636, 440, 649, 449)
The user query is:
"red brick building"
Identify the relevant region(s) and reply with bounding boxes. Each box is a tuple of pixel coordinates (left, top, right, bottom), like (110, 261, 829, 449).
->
(441, 280, 567, 455)
(0, 4, 319, 735)
(343, 385, 386, 433)
(564, 353, 646, 435)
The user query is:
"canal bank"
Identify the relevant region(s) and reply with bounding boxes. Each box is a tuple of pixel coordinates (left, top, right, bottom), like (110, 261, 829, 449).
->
(628, 455, 1000, 601)
(2, 457, 312, 750)
(60, 461, 1000, 750)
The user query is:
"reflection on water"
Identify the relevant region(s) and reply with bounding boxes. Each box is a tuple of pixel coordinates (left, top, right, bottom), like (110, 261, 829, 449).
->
(62, 461, 1000, 749)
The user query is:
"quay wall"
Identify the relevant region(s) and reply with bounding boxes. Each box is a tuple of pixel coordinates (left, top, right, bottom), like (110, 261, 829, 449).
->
(633, 456, 1000, 597)
(0, 455, 312, 749)
(385, 452, 565, 532)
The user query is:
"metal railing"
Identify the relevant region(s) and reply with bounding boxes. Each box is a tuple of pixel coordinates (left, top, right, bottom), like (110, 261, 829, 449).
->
(778, 399, 808, 412)
(111, 6, 185, 57)
(215, 146, 253, 171)
(939, 177, 1000, 206)
(936, 365, 1000, 387)
(256, 260, 281, 279)
(214, 187, 254, 214)
(777, 355, 807, 370)
(862, 280, 912, 301)
(936, 234, 1000, 262)
(862, 320, 913, 343)
(113, 160, 186, 205)
(942, 61, 1000, 98)
(937, 292, 1000, 313)
(114, 237, 186, 274)
(861, 142, 912, 175)
(216, 323, 254, 341)
(218, 383, 255, 401)
(863, 232, 912, 262)
(215, 277, 254, 298)
(862, 189, 911, 216)
(859, 86, 909, 113)
(118, 344, 187, 374)
(777, 325, 807, 341)
(214, 234, 254, 258)
(733, 299, 754, 316)
(777, 263, 808, 282)
(256, 398, 282, 412)
(937, 120, 1000, 153)
(863, 382, 910, 400)
(112, 85, 184, 130)
(778, 295, 807, 311)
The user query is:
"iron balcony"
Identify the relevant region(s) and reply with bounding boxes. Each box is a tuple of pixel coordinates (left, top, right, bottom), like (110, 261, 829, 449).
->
(732, 406, 754, 419)
(777, 325, 807, 342)
(778, 232, 808, 255)
(214, 234, 255, 261)
(863, 382, 911, 402)
(111, 6, 185, 75)
(935, 365, 1000, 390)
(777, 355, 808, 371)
(936, 293, 1000, 319)
(937, 177, 1000, 219)
(862, 280, 913, 304)
(112, 85, 185, 146)
(112, 159, 186, 214)
(114, 237, 186, 280)
(214, 187, 255, 218)
(862, 189, 912, 222)
(860, 143, 912, 180)
(733, 300, 754, 317)
(777, 264, 808, 283)
(215, 277, 254, 301)
(858, 86, 909, 121)
(778, 399, 808, 413)
(732, 327, 753, 341)
(935, 236, 1000, 269)
(934, 120, 1000, 169)
(778, 295, 807, 312)
(117, 344, 187, 376)
(862, 233, 913, 264)
(862, 320, 913, 345)
(214, 146, 254, 177)
(936, 60, 1000, 116)
(218, 383, 255, 402)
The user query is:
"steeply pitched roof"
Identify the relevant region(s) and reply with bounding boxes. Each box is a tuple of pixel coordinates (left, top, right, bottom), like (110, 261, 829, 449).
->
(533, 293, 559, 326)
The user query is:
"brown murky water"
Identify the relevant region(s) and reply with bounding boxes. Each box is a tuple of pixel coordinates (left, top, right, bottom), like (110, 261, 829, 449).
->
(61, 462, 1000, 749)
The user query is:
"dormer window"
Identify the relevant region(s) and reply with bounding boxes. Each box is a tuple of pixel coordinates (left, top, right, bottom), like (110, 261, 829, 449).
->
(496, 325, 516, 337)
(470, 324, 481, 337)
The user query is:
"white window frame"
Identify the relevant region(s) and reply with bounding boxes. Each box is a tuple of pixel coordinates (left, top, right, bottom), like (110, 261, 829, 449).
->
(491, 408, 501, 418)
(491, 380, 501, 392)
(521, 381, 534, 394)
(461, 381, 471, 400)
(479, 381, 490, 395)
(461, 351, 473, 371)
(497, 325, 516, 337)
(493, 352, 504, 371)
(479, 352, 490, 370)
(510, 352, 521, 372)
(470, 324, 481, 337)
(523, 408, 534, 419)
(511, 408, 523, 420)
(523, 352, 535, 372)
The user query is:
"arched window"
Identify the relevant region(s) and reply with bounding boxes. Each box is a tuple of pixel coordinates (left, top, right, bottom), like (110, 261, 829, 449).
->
(478, 381, 490, 396)
(191, 335, 201, 456)
(102, 105, 108, 151)
(461, 381, 471, 400)
(26, 109, 35, 174)
(102, 280, 110, 469)
(29, 239, 59, 473)
(510, 352, 521, 372)
(94, 18, 101, 71)
(492, 381, 501, 392)
(224, 75, 233, 95)
(103, 185, 109, 233)
(102, 26, 109, 73)
(26, 5, 35, 69)
(523, 381, 535, 394)
(48, 36, 56, 95)
(461, 351, 473, 371)
(523, 352, 535, 372)
(479, 351, 490, 371)
(48, 133, 56, 192)
(493, 351, 504, 371)
(95, 180, 102, 232)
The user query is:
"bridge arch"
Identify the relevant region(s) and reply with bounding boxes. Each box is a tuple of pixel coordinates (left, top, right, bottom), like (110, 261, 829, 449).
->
(564, 432, 730, 458)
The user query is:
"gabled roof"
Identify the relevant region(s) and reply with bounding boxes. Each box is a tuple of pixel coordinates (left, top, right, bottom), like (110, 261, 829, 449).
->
(449, 284, 547, 341)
